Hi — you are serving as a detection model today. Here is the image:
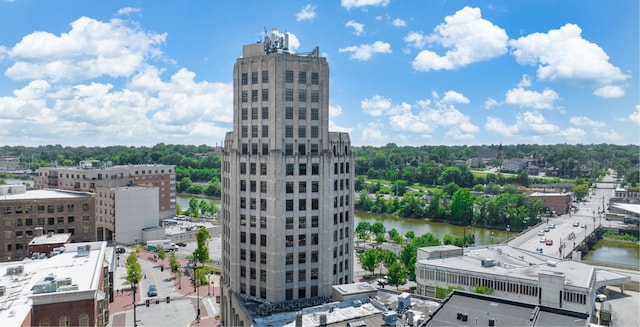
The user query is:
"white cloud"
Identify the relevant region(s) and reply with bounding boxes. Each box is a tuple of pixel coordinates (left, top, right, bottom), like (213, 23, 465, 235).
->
(504, 87, 559, 109)
(557, 128, 587, 142)
(341, 0, 390, 10)
(296, 4, 317, 21)
(392, 18, 407, 27)
(593, 85, 625, 98)
(510, 23, 629, 85)
(329, 104, 343, 117)
(593, 129, 623, 141)
(485, 111, 559, 137)
(484, 98, 498, 109)
(117, 7, 140, 16)
(345, 20, 365, 36)
(441, 90, 470, 104)
(360, 121, 388, 145)
(569, 116, 606, 128)
(518, 74, 532, 88)
(361, 95, 394, 116)
(338, 41, 391, 61)
(403, 31, 427, 49)
(5, 16, 166, 83)
(411, 6, 508, 71)
(630, 105, 640, 125)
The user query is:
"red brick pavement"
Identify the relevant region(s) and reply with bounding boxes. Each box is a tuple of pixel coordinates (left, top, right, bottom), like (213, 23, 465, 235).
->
(110, 251, 221, 326)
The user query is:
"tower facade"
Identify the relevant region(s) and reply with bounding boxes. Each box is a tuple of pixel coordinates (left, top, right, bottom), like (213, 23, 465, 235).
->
(220, 30, 354, 325)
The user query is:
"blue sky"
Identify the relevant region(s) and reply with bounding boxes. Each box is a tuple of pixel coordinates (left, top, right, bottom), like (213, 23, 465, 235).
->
(0, 0, 637, 147)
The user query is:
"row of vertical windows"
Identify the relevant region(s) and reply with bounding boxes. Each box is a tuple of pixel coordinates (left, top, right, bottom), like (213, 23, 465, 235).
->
(285, 199, 320, 211)
(241, 90, 270, 102)
(239, 163, 269, 175)
(334, 162, 350, 174)
(285, 216, 319, 229)
(421, 268, 541, 298)
(241, 71, 269, 85)
(241, 107, 270, 120)
(285, 107, 319, 120)
(282, 89, 319, 103)
(285, 163, 320, 176)
(240, 125, 269, 138)
(284, 71, 319, 85)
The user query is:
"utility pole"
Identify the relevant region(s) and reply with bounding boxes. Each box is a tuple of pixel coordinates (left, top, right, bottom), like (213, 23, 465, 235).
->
(132, 276, 138, 327)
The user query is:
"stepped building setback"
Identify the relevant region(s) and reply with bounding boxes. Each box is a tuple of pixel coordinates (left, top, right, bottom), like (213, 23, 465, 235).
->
(220, 29, 354, 326)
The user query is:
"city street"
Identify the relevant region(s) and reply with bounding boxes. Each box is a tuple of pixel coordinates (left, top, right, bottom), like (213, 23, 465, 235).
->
(108, 250, 221, 327)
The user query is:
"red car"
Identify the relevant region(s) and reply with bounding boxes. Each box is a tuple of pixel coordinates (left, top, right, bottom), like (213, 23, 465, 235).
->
(545, 239, 553, 246)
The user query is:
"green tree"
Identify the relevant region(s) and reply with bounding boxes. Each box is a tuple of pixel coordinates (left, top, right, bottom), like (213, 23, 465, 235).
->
(175, 202, 183, 215)
(355, 222, 371, 234)
(157, 248, 167, 271)
(193, 228, 211, 264)
(169, 254, 180, 279)
(125, 252, 143, 285)
(357, 248, 380, 275)
(573, 183, 589, 201)
(370, 222, 386, 235)
(405, 230, 415, 240)
(450, 188, 475, 224)
(386, 261, 407, 290)
(474, 285, 494, 295)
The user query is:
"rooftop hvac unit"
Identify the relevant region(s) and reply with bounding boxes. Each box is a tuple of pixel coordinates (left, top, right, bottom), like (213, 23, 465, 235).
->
(58, 284, 79, 292)
(319, 314, 327, 326)
(481, 259, 495, 267)
(383, 311, 398, 326)
(6, 265, 24, 275)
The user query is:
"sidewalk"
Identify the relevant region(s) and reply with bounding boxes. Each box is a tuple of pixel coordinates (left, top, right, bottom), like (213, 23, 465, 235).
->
(109, 250, 221, 327)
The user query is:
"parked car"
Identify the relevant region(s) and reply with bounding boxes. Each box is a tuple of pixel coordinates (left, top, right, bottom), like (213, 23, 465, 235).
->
(539, 237, 546, 243)
(537, 230, 545, 236)
(543, 227, 550, 232)
(535, 247, 543, 254)
(116, 247, 126, 254)
(549, 223, 555, 229)
(148, 284, 158, 297)
(573, 221, 580, 227)
(176, 242, 187, 247)
(545, 239, 553, 246)
(595, 292, 607, 302)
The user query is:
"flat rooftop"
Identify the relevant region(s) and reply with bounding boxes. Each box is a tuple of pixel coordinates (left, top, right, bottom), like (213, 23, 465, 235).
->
(425, 291, 589, 326)
(418, 245, 595, 288)
(0, 241, 107, 326)
(0, 189, 90, 200)
(29, 233, 71, 246)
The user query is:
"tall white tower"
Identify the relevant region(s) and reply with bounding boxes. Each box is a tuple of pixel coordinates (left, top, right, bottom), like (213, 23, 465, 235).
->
(220, 29, 354, 326)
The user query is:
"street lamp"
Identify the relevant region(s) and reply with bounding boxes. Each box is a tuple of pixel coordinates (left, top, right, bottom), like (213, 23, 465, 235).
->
(506, 225, 511, 242)
(132, 275, 138, 327)
(193, 260, 200, 322)
(208, 271, 212, 296)
(491, 232, 494, 245)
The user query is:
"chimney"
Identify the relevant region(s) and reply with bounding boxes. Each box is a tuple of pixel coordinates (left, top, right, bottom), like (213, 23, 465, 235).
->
(35, 227, 44, 237)
(47, 231, 53, 238)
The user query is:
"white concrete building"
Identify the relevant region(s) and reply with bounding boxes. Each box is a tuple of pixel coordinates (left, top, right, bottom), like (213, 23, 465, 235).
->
(220, 29, 354, 326)
(96, 186, 159, 245)
(414, 245, 630, 314)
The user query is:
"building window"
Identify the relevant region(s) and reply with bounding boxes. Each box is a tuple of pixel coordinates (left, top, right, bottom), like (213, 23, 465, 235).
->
(286, 164, 294, 176)
(242, 91, 248, 102)
(262, 125, 269, 137)
(286, 253, 293, 265)
(298, 107, 306, 120)
(78, 314, 89, 327)
(312, 199, 319, 210)
(240, 163, 247, 174)
(251, 71, 258, 84)
(311, 182, 319, 193)
(286, 182, 294, 193)
(286, 235, 293, 247)
(299, 164, 307, 175)
(262, 70, 268, 83)
(251, 90, 258, 102)
(299, 216, 306, 229)
(285, 70, 294, 83)
(299, 199, 306, 211)
(242, 73, 248, 85)
(310, 143, 318, 154)
(241, 126, 248, 137)
(250, 163, 256, 175)
(285, 88, 294, 101)
(299, 71, 307, 84)
(251, 107, 258, 119)
(311, 126, 318, 138)
(312, 216, 318, 227)
(286, 200, 294, 211)
(298, 144, 306, 155)
(298, 90, 306, 102)
(285, 126, 293, 138)
(262, 89, 268, 101)
(262, 143, 269, 155)
(311, 108, 318, 120)
(299, 181, 306, 193)
(312, 164, 319, 175)
(311, 90, 319, 103)
(241, 143, 248, 154)
(298, 126, 306, 138)
(242, 108, 248, 120)
(286, 217, 294, 229)
(260, 163, 267, 175)
(285, 143, 293, 155)
(311, 72, 319, 85)
(251, 125, 258, 137)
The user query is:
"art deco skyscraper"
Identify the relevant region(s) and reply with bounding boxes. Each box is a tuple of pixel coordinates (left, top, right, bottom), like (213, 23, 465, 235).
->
(220, 29, 354, 326)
